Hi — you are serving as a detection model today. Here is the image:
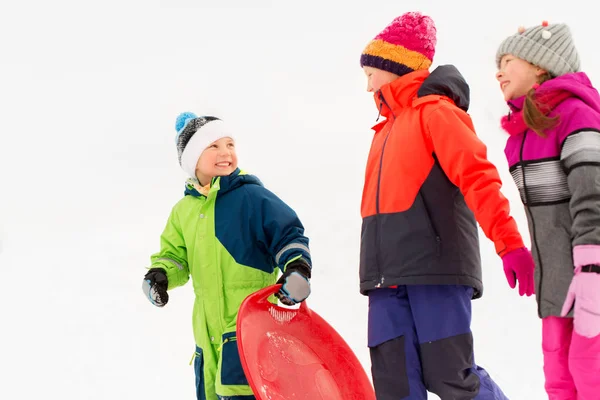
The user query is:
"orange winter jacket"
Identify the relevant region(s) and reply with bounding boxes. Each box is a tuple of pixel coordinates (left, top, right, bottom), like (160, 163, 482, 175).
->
(359, 66, 524, 296)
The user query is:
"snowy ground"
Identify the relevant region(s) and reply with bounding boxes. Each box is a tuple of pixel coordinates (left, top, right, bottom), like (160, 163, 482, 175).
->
(1, 1, 598, 398)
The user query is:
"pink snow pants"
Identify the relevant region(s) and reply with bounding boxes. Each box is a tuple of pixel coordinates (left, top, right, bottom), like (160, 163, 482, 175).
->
(543, 316, 600, 399)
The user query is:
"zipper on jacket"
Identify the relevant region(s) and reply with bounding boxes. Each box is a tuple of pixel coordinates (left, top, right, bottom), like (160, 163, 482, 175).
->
(218, 336, 236, 351)
(374, 92, 395, 287)
(520, 131, 544, 317)
(375, 92, 395, 215)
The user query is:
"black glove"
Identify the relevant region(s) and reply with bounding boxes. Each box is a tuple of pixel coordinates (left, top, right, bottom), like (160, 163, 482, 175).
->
(275, 260, 311, 306)
(142, 268, 169, 307)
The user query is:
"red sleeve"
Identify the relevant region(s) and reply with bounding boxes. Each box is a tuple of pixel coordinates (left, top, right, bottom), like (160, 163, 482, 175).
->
(426, 103, 524, 256)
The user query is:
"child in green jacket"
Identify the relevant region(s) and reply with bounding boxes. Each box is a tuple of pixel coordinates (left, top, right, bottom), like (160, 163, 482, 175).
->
(142, 112, 312, 400)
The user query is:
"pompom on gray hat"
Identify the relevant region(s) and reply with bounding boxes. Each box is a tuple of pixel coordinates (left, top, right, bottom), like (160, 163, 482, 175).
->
(496, 21, 580, 77)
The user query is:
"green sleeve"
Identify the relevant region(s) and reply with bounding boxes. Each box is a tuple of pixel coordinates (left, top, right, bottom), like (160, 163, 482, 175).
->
(149, 206, 190, 290)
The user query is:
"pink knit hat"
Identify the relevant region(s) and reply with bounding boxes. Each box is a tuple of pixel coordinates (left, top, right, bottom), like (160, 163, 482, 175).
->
(360, 12, 437, 77)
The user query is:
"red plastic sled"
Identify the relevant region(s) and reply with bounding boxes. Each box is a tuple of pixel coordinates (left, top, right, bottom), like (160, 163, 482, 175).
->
(236, 284, 376, 400)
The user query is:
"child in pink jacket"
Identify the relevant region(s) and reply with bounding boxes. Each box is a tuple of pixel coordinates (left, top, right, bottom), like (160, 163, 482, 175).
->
(496, 21, 600, 399)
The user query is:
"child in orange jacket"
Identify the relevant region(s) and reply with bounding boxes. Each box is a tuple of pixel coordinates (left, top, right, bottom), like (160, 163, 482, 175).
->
(358, 12, 535, 399)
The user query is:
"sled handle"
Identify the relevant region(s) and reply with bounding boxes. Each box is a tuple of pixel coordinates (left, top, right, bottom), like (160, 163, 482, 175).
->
(252, 284, 310, 314)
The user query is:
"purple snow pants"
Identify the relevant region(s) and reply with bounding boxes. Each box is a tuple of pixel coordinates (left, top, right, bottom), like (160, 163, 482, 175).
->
(368, 285, 508, 400)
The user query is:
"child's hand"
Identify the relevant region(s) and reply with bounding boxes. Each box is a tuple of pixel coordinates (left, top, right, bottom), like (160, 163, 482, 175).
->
(501, 247, 535, 296)
(276, 260, 311, 306)
(561, 266, 600, 338)
(142, 268, 169, 307)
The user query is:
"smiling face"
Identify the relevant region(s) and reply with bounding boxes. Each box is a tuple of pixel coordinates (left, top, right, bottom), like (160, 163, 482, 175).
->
(496, 54, 547, 101)
(195, 137, 238, 185)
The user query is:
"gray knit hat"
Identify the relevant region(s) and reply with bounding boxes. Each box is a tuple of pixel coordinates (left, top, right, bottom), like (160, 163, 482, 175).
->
(496, 21, 580, 77)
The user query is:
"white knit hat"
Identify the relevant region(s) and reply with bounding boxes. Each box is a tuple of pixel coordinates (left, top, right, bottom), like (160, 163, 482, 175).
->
(174, 112, 235, 178)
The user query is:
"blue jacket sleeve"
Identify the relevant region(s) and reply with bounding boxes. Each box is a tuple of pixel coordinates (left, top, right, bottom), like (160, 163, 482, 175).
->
(249, 186, 311, 272)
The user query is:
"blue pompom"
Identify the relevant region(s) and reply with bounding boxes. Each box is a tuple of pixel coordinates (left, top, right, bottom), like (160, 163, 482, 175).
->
(175, 112, 197, 132)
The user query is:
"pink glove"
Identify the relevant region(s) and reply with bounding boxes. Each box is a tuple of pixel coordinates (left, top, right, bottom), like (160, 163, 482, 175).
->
(501, 247, 535, 296)
(560, 245, 600, 338)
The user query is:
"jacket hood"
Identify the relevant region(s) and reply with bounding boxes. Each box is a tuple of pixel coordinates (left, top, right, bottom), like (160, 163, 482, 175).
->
(417, 65, 470, 111)
(508, 72, 600, 113)
(374, 65, 471, 118)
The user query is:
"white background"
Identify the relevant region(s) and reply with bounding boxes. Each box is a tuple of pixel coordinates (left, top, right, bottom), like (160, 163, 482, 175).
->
(1, 1, 597, 398)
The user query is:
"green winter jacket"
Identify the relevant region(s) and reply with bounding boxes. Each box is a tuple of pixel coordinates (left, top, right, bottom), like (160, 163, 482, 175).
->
(149, 168, 311, 399)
